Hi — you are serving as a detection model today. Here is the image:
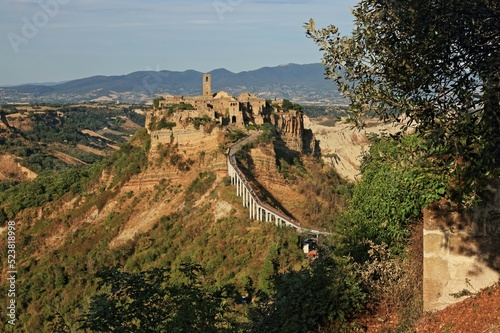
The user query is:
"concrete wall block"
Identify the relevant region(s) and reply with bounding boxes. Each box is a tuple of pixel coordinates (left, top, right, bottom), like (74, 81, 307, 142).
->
(423, 196, 500, 311)
(423, 232, 446, 254)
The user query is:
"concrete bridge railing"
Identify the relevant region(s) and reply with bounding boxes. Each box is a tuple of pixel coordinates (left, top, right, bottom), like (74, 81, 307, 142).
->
(227, 134, 329, 235)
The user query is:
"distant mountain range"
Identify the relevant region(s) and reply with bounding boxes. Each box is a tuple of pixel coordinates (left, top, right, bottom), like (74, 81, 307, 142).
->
(0, 63, 345, 105)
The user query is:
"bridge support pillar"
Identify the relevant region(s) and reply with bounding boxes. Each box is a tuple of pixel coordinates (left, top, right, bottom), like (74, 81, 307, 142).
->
(243, 185, 246, 207)
(250, 198, 254, 219)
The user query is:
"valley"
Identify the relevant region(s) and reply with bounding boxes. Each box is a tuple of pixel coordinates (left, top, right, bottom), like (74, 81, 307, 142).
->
(0, 80, 498, 332)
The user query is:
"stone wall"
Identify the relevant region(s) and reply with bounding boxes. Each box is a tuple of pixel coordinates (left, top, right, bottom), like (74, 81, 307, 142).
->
(423, 195, 500, 311)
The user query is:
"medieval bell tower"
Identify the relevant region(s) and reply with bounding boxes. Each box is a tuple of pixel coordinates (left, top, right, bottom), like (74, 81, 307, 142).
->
(202, 73, 212, 97)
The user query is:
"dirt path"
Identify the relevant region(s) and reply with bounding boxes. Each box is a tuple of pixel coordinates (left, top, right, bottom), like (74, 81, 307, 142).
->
(50, 151, 87, 166)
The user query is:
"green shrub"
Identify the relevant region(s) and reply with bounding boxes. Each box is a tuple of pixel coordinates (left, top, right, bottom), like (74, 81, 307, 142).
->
(79, 264, 236, 332)
(191, 115, 211, 130)
(153, 96, 165, 109)
(335, 134, 447, 261)
(227, 130, 245, 143)
(258, 123, 275, 144)
(249, 253, 365, 333)
(186, 172, 216, 198)
(156, 117, 176, 130)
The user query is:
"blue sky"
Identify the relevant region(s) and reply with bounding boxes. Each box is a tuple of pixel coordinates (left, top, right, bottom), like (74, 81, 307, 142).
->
(0, 0, 357, 86)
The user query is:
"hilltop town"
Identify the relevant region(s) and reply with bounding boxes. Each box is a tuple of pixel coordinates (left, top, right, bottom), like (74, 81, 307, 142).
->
(147, 73, 318, 156)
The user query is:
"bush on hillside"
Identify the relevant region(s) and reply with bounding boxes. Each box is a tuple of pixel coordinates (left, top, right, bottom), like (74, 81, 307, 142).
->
(335, 134, 447, 261)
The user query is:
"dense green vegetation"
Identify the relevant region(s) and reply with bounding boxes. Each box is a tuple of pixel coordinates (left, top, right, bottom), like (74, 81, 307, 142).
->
(335, 135, 446, 261)
(148, 115, 176, 131)
(281, 99, 303, 112)
(306, 0, 499, 203)
(104, 128, 151, 186)
(257, 123, 274, 144)
(191, 115, 214, 130)
(0, 115, 440, 332)
(14, 149, 71, 173)
(79, 264, 235, 332)
(157, 117, 177, 130)
(248, 252, 364, 333)
(0, 163, 104, 221)
(24, 109, 116, 144)
(0, 128, 150, 222)
(0, 104, 146, 174)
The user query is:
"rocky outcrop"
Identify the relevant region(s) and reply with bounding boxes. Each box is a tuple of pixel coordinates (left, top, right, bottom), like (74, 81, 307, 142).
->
(271, 111, 318, 155)
(131, 123, 227, 190)
(304, 116, 403, 180)
(0, 154, 37, 181)
(150, 125, 223, 154)
(249, 146, 282, 183)
(272, 111, 304, 137)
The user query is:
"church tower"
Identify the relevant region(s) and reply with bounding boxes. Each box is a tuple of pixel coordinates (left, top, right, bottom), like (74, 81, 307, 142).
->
(202, 73, 212, 97)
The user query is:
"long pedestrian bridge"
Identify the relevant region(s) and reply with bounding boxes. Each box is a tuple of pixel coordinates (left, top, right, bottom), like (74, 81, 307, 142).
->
(227, 134, 329, 235)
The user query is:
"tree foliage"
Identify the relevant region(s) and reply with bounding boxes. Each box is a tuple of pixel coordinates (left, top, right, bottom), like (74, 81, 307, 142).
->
(24, 107, 127, 145)
(249, 253, 364, 333)
(79, 264, 235, 333)
(153, 96, 166, 109)
(156, 117, 176, 130)
(306, 0, 500, 203)
(258, 123, 275, 144)
(335, 135, 446, 261)
(106, 128, 150, 185)
(281, 99, 303, 112)
(0, 163, 104, 218)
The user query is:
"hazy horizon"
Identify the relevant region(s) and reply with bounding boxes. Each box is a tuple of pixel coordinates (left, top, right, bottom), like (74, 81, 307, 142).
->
(1, 62, 320, 87)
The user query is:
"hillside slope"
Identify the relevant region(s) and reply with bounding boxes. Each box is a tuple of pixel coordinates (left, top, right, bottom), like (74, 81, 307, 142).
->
(415, 284, 500, 333)
(0, 125, 319, 332)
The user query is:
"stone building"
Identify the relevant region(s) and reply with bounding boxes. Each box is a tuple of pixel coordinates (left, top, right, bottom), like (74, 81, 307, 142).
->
(153, 73, 270, 127)
(147, 73, 318, 157)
